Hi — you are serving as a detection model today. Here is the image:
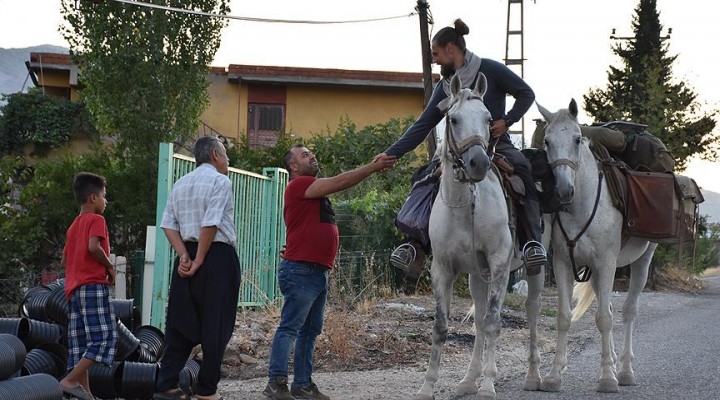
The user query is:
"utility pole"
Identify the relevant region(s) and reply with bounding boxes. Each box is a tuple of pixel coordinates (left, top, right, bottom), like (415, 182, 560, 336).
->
(505, 0, 527, 149)
(417, 0, 436, 157)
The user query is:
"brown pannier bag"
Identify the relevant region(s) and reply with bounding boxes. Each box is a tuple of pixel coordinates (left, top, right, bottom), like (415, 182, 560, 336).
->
(625, 171, 703, 243)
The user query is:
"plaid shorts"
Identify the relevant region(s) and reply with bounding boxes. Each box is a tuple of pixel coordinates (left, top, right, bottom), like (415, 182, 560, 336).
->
(67, 284, 117, 370)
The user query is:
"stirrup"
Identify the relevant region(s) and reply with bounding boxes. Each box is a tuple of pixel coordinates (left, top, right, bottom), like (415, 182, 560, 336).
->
(390, 243, 417, 273)
(522, 240, 547, 276)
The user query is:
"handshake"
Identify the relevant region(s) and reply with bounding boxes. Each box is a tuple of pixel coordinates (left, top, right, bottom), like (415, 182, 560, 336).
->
(371, 152, 397, 173)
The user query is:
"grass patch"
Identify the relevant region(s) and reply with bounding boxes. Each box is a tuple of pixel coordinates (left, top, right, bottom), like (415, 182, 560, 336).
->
(540, 307, 557, 318)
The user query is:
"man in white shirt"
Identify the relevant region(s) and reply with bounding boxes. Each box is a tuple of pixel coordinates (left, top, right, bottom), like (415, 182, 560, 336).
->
(155, 136, 240, 400)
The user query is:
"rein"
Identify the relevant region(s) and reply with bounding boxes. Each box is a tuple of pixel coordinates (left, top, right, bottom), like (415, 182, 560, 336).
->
(552, 163, 604, 283)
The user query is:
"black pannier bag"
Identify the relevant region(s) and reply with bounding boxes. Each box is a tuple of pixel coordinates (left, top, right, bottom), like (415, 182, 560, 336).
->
(394, 173, 439, 250)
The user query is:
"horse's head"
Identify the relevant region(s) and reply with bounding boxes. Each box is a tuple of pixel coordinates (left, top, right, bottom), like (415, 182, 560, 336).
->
(443, 73, 492, 182)
(537, 99, 585, 205)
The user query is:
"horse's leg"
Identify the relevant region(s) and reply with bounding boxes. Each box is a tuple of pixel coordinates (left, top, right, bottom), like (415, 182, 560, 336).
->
(414, 261, 455, 400)
(541, 257, 573, 392)
(593, 260, 620, 393)
(477, 265, 511, 399)
(618, 242, 657, 386)
(523, 265, 545, 391)
(455, 272, 489, 397)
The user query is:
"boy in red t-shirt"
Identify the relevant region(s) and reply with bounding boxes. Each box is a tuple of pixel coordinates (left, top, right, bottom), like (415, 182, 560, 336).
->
(59, 172, 117, 400)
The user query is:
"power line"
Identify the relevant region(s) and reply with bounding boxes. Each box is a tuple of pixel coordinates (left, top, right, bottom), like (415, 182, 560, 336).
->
(110, 0, 417, 25)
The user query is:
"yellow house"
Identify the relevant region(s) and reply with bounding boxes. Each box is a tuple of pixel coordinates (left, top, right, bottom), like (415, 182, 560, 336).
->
(26, 52, 81, 101)
(27, 52, 435, 148)
(203, 64, 433, 146)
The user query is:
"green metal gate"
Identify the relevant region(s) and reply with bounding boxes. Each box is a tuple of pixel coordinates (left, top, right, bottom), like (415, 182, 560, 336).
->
(151, 143, 287, 328)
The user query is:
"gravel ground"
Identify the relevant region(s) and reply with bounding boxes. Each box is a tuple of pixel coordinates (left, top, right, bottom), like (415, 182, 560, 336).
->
(212, 288, 596, 399)
(209, 268, 712, 400)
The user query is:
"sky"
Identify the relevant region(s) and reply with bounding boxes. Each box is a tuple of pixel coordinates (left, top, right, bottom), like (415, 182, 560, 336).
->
(1, 0, 719, 191)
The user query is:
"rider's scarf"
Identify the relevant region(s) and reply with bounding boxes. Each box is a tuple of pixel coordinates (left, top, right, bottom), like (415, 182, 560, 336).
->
(437, 50, 483, 113)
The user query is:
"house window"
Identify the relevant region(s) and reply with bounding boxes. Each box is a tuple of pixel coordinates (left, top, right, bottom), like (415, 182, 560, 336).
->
(248, 103, 285, 148)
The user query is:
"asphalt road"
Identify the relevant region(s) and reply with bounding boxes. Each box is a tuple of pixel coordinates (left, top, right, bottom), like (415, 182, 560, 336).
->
(499, 275, 720, 400)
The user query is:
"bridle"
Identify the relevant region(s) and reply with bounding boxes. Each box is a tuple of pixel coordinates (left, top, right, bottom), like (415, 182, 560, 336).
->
(548, 148, 604, 283)
(444, 95, 492, 183)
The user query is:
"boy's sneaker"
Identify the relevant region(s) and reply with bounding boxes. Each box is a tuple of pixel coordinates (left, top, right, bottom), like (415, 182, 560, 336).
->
(263, 376, 295, 400)
(291, 382, 330, 400)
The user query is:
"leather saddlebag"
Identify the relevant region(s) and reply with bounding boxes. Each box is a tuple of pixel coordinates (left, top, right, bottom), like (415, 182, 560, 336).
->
(668, 175, 704, 244)
(625, 171, 703, 243)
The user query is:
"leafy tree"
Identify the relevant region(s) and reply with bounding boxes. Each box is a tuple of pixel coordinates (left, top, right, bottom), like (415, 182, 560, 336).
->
(0, 91, 96, 156)
(59, 0, 230, 156)
(58, 0, 231, 243)
(583, 0, 718, 171)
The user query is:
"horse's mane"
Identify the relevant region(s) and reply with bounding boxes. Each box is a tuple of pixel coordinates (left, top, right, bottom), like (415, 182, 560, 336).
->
(449, 88, 475, 112)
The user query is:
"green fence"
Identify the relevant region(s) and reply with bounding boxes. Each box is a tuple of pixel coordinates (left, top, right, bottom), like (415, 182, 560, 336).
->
(151, 143, 287, 328)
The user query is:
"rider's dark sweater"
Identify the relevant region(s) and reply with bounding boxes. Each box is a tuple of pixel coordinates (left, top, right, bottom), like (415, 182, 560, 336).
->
(384, 58, 535, 158)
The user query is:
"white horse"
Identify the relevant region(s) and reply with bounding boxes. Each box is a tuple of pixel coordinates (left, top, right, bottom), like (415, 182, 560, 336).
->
(415, 73, 523, 400)
(535, 99, 658, 393)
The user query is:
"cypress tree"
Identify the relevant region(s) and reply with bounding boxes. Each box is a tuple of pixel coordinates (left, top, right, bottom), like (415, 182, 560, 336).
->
(583, 0, 717, 170)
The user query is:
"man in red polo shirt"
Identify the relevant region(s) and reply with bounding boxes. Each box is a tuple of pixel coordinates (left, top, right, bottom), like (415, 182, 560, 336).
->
(263, 145, 395, 400)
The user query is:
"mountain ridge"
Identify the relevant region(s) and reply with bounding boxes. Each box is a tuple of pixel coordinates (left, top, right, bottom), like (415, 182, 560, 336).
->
(699, 189, 720, 224)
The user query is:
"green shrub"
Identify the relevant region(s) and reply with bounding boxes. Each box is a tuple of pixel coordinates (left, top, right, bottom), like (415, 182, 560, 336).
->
(0, 91, 97, 156)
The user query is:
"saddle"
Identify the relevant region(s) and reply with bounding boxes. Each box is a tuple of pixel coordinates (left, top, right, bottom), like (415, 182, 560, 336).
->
(492, 153, 525, 201)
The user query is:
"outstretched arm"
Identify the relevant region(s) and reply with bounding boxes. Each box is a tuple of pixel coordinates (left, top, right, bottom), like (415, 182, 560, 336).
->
(304, 154, 396, 199)
(383, 83, 447, 158)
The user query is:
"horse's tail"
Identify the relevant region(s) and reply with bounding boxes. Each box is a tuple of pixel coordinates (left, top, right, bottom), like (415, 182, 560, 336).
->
(463, 304, 476, 333)
(571, 281, 595, 321)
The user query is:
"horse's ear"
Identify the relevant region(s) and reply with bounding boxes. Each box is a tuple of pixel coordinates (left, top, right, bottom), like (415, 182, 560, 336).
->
(451, 74, 462, 96)
(473, 73, 488, 99)
(536, 102, 553, 122)
(569, 99, 578, 118)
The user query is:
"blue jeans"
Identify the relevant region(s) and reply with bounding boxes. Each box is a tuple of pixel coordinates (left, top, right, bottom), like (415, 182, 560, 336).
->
(268, 260, 329, 388)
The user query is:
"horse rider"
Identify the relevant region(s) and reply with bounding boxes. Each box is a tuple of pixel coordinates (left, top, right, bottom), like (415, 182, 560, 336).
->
(376, 18, 547, 278)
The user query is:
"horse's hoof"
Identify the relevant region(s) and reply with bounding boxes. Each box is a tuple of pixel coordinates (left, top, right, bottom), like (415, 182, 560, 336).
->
(523, 377, 542, 391)
(539, 378, 561, 392)
(475, 388, 496, 400)
(454, 382, 478, 397)
(617, 371, 636, 386)
(597, 378, 619, 392)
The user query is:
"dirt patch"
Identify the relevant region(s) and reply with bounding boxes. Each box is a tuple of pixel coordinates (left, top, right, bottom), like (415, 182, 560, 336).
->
(216, 290, 562, 386)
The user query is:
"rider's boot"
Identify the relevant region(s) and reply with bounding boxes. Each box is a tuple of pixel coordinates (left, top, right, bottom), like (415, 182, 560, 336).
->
(390, 240, 426, 279)
(521, 199, 547, 276)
